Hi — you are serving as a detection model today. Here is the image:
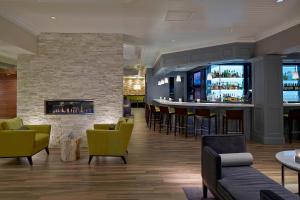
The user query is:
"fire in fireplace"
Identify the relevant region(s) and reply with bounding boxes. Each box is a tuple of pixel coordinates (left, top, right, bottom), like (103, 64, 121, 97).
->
(45, 100, 94, 115)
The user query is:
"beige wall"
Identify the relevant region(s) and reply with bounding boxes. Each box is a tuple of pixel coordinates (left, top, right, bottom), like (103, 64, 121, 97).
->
(255, 24, 300, 56)
(0, 16, 37, 54)
(17, 33, 123, 147)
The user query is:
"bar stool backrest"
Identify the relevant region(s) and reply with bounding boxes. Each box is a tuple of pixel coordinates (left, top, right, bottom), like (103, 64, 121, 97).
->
(150, 105, 158, 113)
(195, 109, 210, 117)
(175, 107, 187, 116)
(159, 106, 169, 114)
(226, 110, 243, 120)
(289, 109, 300, 119)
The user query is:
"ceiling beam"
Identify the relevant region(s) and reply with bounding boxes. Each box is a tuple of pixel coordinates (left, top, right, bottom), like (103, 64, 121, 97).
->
(0, 15, 37, 55)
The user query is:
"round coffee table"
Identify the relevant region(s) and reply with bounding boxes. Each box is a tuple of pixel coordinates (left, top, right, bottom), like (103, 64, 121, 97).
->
(276, 150, 300, 195)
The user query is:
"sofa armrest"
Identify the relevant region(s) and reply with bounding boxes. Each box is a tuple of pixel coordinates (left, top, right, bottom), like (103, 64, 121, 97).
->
(25, 125, 51, 134)
(94, 124, 115, 130)
(0, 130, 36, 156)
(201, 146, 222, 193)
(260, 190, 285, 200)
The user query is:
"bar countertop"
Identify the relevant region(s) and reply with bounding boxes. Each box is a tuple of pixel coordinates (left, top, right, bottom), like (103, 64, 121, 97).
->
(283, 103, 300, 107)
(153, 99, 254, 108)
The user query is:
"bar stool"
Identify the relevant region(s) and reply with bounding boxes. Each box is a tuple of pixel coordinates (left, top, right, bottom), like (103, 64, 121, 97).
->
(194, 109, 217, 137)
(149, 105, 160, 131)
(223, 110, 244, 134)
(285, 109, 300, 143)
(145, 103, 150, 127)
(174, 107, 194, 137)
(159, 106, 174, 134)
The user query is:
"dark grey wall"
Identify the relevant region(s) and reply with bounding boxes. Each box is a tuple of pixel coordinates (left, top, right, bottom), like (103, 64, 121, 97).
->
(251, 55, 284, 144)
(153, 42, 255, 76)
(146, 69, 187, 103)
(255, 24, 300, 56)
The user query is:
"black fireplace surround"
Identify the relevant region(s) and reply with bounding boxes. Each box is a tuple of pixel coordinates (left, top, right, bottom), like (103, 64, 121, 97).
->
(45, 100, 94, 115)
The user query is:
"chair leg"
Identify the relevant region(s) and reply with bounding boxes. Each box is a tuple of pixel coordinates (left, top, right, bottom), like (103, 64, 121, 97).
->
(88, 155, 93, 165)
(288, 119, 293, 144)
(175, 116, 177, 136)
(185, 116, 188, 137)
(45, 147, 49, 155)
(194, 116, 197, 138)
(27, 156, 33, 166)
(159, 114, 162, 133)
(121, 156, 127, 164)
(208, 118, 211, 135)
(154, 114, 157, 131)
(203, 183, 208, 198)
(215, 116, 217, 135)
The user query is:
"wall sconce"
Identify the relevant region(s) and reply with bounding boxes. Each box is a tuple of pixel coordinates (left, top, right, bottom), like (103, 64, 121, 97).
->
(207, 73, 213, 81)
(164, 77, 169, 84)
(176, 75, 181, 82)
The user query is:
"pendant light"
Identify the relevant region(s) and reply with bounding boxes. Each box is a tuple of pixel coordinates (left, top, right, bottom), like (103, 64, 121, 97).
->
(158, 81, 161, 86)
(176, 75, 181, 82)
(164, 77, 169, 84)
(161, 79, 165, 85)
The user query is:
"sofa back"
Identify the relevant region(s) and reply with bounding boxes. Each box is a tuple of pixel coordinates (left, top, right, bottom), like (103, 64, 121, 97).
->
(202, 135, 247, 154)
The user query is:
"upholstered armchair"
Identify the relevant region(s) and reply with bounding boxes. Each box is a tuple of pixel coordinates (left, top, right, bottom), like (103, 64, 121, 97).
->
(0, 117, 51, 165)
(86, 118, 134, 164)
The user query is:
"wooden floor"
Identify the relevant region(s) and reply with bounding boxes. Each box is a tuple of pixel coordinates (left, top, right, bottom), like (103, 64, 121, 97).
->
(0, 108, 299, 200)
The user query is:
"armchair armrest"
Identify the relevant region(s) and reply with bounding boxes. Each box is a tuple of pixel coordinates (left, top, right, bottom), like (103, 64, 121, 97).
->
(0, 130, 36, 156)
(260, 190, 285, 200)
(25, 125, 51, 134)
(94, 124, 115, 130)
(201, 146, 221, 193)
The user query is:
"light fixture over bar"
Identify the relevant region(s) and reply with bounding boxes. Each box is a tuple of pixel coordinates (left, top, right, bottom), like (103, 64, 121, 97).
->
(176, 75, 181, 82)
(164, 77, 169, 84)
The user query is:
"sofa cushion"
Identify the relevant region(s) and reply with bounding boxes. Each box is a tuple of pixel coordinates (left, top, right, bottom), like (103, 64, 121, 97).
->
(34, 133, 49, 152)
(220, 153, 253, 167)
(217, 166, 299, 200)
(2, 117, 23, 130)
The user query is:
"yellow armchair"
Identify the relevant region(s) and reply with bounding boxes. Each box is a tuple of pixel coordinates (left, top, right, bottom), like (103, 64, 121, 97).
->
(86, 118, 134, 164)
(0, 118, 51, 165)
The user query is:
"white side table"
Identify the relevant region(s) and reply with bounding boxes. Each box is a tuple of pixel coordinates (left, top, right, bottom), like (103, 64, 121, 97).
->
(276, 150, 300, 195)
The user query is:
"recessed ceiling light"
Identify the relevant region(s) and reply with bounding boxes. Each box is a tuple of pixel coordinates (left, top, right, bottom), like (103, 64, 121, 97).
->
(171, 40, 176, 42)
(50, 16, 56, 20)
(276, 0, 284, 3)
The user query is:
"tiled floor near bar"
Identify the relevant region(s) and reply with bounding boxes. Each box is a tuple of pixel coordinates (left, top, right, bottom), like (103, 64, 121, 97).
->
(0, 108, 298, 200)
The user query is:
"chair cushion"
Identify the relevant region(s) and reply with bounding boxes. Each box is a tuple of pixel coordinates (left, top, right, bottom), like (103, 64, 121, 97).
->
(217, 166, 299, 200)
(220, 153, 253, 167)
(34, 133, 49, 152)
(2, 117, 23, 130)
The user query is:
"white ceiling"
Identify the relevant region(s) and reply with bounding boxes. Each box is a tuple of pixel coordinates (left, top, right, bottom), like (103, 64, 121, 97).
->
(0, 0, 299, 67)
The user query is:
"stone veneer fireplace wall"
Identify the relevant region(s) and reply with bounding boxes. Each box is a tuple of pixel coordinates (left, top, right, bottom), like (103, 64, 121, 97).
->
(17, 33, 123, 147)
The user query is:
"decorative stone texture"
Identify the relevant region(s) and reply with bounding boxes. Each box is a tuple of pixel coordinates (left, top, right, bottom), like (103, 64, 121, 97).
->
(17, 33, 123, 147)
(123, 77, 145, 95)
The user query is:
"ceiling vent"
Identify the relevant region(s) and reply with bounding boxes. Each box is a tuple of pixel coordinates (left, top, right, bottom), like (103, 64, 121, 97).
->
(165, 10, 193, 21)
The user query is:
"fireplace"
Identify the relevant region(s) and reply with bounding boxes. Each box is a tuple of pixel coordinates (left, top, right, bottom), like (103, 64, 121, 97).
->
(45, 100, 94, 115)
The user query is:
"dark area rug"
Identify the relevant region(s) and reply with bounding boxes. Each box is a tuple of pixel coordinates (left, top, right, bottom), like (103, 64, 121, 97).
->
(183, 187, 215, 200)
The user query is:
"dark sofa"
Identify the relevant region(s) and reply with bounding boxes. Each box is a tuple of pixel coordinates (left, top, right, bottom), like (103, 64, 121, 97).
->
(201, 135, 299, 200)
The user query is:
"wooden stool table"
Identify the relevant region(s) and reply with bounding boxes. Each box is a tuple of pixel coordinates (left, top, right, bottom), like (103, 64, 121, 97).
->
(61, 137, 80, 162)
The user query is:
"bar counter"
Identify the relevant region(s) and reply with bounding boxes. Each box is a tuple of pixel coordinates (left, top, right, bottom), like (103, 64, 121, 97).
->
(153, 99, 254, 108)
(153, 99, 253, 137)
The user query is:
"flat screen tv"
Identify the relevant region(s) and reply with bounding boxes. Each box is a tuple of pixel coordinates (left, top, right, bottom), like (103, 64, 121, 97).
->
(193, 71, 201, 87)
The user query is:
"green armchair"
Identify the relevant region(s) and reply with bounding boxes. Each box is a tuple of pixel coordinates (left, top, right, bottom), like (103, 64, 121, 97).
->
(86, 117, 134, 164)
(0, 117, 51, 165)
